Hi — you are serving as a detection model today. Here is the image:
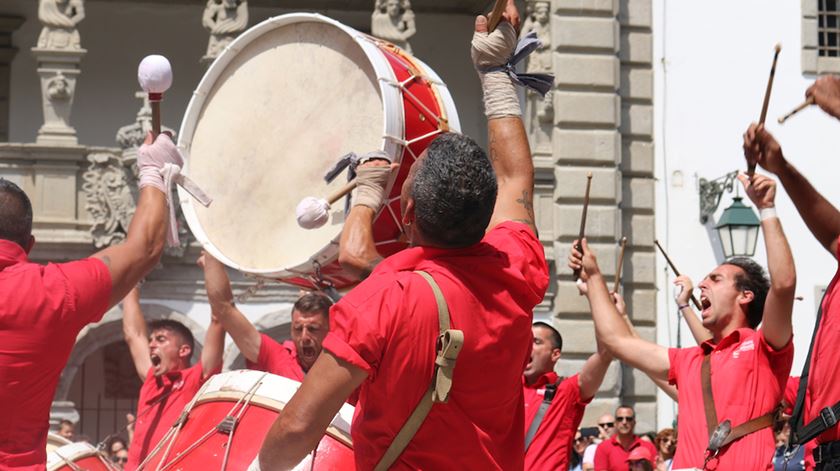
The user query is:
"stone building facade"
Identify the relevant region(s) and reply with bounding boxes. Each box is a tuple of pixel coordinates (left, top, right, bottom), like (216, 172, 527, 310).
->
(0, 0, 659, 441)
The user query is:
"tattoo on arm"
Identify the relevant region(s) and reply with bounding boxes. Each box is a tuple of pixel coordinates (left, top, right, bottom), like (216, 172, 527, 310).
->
(100, 255, 112, 269)
(515, 190, 539, 237)
(489, 134, 499, 163)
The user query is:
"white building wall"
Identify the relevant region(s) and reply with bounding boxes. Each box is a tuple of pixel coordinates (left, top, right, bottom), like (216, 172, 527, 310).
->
(653, 0, 839, 429)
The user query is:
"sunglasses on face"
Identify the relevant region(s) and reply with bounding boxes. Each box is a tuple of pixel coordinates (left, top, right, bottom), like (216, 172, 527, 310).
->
(599, 422, 615, 428)
(114, 457, 128, 464)
(616, 416, 635, 423)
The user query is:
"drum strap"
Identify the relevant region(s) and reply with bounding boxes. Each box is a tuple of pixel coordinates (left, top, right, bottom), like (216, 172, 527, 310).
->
(373, 270, 464, 471)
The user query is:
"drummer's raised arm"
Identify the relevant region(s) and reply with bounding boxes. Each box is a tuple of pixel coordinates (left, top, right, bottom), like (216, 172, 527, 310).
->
(471, 4, 537, 237)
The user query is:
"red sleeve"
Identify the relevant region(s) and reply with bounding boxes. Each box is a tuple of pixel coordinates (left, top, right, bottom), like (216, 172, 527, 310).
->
(668, 348, 682, 386)
(758, 330, 794, 389)
(246, 334, 289, 371)
(483, 221, 549, 303)
(54, 258, 112, 325)
(593, 440, 608, 470)
(321, 277, 405, 379)
(784, 376, 801, 415)
(644, 440, 658, 462)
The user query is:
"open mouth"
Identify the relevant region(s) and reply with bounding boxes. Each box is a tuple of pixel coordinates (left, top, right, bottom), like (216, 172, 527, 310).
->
(700, 296, 711, 313)
(301, 346, 317, 359)
(150, 354, 161, 366)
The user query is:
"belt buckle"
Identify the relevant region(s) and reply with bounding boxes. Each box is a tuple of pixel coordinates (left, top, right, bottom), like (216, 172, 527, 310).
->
(821, 406, 838, 429)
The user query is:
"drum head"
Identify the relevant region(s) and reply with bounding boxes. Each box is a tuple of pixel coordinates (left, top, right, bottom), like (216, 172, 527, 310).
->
(181, 15, 385, 274)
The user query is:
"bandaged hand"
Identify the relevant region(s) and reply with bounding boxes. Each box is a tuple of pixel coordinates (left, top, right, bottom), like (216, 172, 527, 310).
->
(354, 151, 395, 211)
(471, 18, 520, 119)
(137, 132, 183, 193)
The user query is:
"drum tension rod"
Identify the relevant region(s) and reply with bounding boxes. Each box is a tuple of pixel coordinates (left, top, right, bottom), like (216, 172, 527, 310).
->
(217, 416, 239, 435)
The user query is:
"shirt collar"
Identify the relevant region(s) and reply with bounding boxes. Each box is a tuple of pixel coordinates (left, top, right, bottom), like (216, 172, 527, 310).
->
(610, 434, 643, 450)
(523, 371, 559, 389)
(700, 327, 755, 354)
(0, 240, 28, 269)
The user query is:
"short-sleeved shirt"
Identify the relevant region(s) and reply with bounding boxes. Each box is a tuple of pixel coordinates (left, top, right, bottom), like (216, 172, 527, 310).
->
(593, 435, 657, 471)
(668, 328, 793, 468)
(802, 236, 840, 444)
(523, 373, 591, 470)
(322, 221, 549, 470)
(245, 334, 304, 381)
(126, 362, 217, 470)
(0, 240, 111, 468)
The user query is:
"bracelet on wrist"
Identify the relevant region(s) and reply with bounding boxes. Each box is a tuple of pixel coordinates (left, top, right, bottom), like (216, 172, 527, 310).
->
(677, 304, 690, 311)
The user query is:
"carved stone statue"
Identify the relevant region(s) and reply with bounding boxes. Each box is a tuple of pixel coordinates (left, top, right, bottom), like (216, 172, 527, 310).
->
(37, 0, 85, 50)
(202, 0, 248, 62)
(371, 0, 416, 53)
(521, 0, 553, 152)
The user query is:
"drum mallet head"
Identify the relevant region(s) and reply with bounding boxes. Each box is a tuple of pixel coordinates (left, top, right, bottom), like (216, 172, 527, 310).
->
(138, 55, 172, 101)
(296, 196, 331, 230)
(138, 55, 172, 136)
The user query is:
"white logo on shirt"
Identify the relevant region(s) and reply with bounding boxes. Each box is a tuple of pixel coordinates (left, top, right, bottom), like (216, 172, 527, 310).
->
(732, 339, 755, 359)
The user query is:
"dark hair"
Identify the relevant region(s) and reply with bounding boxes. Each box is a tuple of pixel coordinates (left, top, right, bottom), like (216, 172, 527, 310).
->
(0, 178, 33, 249)
(723, 257, 769, 329)
(411, 133, 497, 248)
(533, 321, 563, 351)
(293, 292, 333, 320)
(616, 404, 636, 416)
(148, 319, 195, 352)
(59, 419, 74, 428)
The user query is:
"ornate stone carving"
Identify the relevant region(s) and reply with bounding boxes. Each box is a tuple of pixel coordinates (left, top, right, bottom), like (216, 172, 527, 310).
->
(82, 152, 136, 248)
(33, 0, 86, 146)
(521, 0, 553, 153)
(202, 0, 248, 63)
(116, 92, 174, 154)
(37, 0, 84, 50)
(371, 0, 416, 53)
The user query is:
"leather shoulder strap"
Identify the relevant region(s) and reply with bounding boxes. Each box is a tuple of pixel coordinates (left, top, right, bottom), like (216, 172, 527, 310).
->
(373, 271, 464, 471)
(701, 353, 718, 438)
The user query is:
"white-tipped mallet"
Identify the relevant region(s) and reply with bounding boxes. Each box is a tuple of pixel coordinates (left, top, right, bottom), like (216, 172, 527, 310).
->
(749, 43, 781, 177)
(295, 180, 359, 230)
(778, 96, 815, 124)
(137, 55, 173, 136)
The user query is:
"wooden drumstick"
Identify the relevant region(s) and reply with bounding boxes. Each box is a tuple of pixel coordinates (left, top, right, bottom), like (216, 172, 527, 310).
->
(778, 96, 815, 124)
(613, 237, 627, 293)
(326, 180, 358, 205)
(487, 0, 509, 32)
(572, 173, 593, 281)
(137, 55, 173, 137)
(749, 43, 781, 177)
(654, 239, 702, 310)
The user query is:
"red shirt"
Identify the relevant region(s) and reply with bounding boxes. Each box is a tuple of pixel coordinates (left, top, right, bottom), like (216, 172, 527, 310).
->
(126, 362, 217, 470)
(322, 221, 549, 470)
(593, 435, 657, 471)
(668, 328, 793, 468)
(0, 240, 111, 469)
(802, 237, 840, 444)
(245, 334, 305, 381)
(523, 373, 591, 470)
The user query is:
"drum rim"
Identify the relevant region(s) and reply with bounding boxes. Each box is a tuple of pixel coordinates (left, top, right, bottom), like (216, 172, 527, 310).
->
(177, 13, 404, 277)
(46, 442, 108, 470)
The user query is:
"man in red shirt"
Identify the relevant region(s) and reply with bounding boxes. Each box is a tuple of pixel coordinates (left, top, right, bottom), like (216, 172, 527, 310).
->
(593, 405, 657, 471)
(0, 133, 181, 469)
(743, 75, 840, 469)
(569, 172, 796, 469)
(201, 251, 332, 381)
(257, 4, 550, 470)
(121, 281, 224, 470)
(523, 322, 612, 470)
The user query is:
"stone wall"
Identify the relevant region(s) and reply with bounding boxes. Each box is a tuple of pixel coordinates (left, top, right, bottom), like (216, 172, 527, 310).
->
(535, 0, 657, 432)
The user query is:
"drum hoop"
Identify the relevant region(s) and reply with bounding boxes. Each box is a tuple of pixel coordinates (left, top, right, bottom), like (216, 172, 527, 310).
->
(47, 442, 110, 471)
(177, 13, 404, 277)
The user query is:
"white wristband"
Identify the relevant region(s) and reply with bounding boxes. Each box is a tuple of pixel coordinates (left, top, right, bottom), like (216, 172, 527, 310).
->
(759, 206, 778, 221)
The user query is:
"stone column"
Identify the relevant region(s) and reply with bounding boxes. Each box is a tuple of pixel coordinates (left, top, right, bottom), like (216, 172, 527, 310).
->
(549, 0, 624, 421)
(0, 16, 24, 142)
(32, 0, 87, 146)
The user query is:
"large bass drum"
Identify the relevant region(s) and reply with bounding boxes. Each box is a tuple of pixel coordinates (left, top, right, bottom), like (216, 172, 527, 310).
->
(178, 13, 459, 290)
(137, 370, 355, 470)
(46, 442, 115, 471)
